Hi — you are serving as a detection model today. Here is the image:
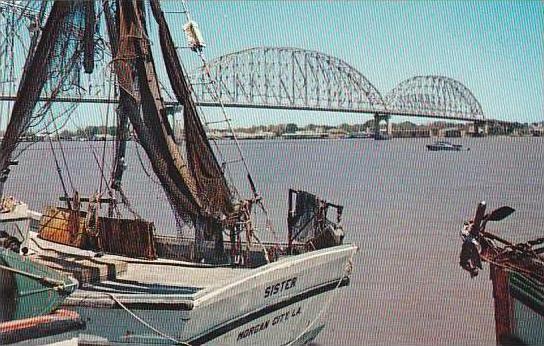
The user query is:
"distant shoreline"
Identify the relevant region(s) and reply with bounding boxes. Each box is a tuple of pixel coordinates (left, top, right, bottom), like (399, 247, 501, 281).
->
(10, 133, 543, 143)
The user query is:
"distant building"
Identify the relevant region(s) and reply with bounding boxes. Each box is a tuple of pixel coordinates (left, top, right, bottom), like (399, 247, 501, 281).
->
(530, 123, 544, 137)
(92, 134, 114, 141)
(327, 128, 348, 139)
(236, 131, 275, 140)
(281, 130, 327, 139)
(439, 127, 462, 137)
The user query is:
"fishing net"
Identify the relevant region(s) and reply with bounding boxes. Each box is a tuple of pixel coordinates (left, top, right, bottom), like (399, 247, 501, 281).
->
(112, 0, 205, 226)
(290, 191, 320, 242)
(1, 0, 236, 242)
(289, 190, 343, 247)
(102, 0, 129, 191)
(0, 1, 90, 180)
(150, 0, 233, 218)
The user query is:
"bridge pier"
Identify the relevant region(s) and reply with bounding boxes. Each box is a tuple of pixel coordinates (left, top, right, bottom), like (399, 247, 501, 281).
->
(471, 121, 488, 136)
(374, 113, 391, 139)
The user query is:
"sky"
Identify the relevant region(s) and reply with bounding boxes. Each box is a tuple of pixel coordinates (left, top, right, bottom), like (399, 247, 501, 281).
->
(165, 0, 543, 126)
(1, 1, 542, 129)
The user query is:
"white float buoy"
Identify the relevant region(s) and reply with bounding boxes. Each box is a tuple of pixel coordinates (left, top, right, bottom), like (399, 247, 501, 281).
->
(183, 20, 205, 51)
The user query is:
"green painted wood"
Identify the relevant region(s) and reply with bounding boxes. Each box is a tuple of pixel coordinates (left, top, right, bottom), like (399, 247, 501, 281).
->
(509, 272, 544, 315)
(0, 249, 78, 321)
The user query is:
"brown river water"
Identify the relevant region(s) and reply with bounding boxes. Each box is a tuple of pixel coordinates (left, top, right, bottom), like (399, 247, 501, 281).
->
(5, 136, 543, 345)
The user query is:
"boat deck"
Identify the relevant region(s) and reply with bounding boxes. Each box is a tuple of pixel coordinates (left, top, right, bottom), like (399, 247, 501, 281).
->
(28, 232, 251, 295)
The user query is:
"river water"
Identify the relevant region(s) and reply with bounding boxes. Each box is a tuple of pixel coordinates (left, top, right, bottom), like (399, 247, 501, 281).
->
(4, 137, 543, 345)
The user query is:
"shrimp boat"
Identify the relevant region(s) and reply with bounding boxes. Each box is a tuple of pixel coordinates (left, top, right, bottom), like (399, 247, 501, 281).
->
(0, 1, 357, 344)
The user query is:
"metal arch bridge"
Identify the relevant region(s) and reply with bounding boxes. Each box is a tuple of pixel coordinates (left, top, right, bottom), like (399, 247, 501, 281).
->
(190, 47, 486, 122)
(0, 45, 491, 123)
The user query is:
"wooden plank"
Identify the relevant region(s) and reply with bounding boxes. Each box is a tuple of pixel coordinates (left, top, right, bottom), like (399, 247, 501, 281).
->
(490, 264, 515, 344)
(99, 217, 157, 260)
(38, 207, 157, 260)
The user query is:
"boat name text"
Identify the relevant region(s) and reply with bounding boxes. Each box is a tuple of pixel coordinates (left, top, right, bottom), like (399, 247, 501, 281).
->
(236, 306, 302, 341)
(264, 277, 297, 298)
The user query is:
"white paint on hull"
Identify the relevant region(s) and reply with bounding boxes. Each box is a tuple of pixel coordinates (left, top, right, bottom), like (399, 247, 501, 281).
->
(62, 244, 357, 345)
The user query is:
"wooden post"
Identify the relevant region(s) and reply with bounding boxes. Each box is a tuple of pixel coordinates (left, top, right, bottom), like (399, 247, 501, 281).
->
(490, 264, 514, 345)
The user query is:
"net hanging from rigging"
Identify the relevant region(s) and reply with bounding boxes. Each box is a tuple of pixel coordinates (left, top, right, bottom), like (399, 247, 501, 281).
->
(150, 0, 233, 220)
(0, 1, 91, 195)
(112, 0, 213, 227)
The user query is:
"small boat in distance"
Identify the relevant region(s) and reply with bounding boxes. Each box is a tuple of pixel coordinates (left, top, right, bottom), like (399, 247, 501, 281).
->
(426, 141, 467, 151)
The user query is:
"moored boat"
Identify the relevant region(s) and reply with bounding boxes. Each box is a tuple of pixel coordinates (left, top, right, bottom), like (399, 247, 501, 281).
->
(426, 140, 466, 151)
(0, 191, 356, 345)
(0, 1, 358, 344)
(0, 224, 82, 345)
(459, 202, 544, 345)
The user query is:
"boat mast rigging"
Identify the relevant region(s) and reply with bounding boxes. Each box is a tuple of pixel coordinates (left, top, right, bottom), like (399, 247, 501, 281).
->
(0, 1, 89, 200)
(0, 0, 278, 263)
(177, 0, 260, 201)
(176, 0, 280, 249)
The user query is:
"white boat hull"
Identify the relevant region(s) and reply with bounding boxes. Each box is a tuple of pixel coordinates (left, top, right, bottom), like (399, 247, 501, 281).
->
(56, 244, 356, 345)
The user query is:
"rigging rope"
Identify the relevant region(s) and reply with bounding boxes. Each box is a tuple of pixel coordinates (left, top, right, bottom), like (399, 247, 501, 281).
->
(484, 254, 543, 286)
(0, 262, 68, 288)
(45, 125, 71, 209)
(480, 233, 544, 285)
(49, 109, 76, 193)
(133, 136, 162, 187)
(63, 115, 123, 218)
(10, 102, 77, 163)
(99, 71, 115, 202)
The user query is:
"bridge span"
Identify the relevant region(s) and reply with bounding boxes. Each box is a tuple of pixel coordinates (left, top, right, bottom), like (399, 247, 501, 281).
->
(190, 47, 498, 136)
(0, 46, 510, 137)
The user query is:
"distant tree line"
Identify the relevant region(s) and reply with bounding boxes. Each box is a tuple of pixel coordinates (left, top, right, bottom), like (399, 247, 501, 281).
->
(19, 126, 127, 140)
(233, 121, 376, 135)
(13, 120, 540, 140)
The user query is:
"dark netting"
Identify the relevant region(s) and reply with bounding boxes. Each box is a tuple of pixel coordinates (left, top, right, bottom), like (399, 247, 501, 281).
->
(103, 0, 128, 191)
(290, 191, 319, 242)
(83, 0, 95, 74)
(0, 1, 89, 193)
(112, 0, 202, 225)
(150, 0, 233, 219)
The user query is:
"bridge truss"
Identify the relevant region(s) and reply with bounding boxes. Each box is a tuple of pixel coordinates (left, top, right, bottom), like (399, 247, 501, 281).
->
(191, 47, 386, 113)
(385, 75, 485, 121)
(190, 48, 485, 121)
(0, 10, 488, 124)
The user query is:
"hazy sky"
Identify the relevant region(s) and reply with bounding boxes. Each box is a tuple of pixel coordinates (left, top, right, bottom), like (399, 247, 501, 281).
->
(168, 0, 543, 126)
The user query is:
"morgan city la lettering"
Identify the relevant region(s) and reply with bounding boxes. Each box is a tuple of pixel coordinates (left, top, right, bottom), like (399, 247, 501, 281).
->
(237, 306, 302, 341)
